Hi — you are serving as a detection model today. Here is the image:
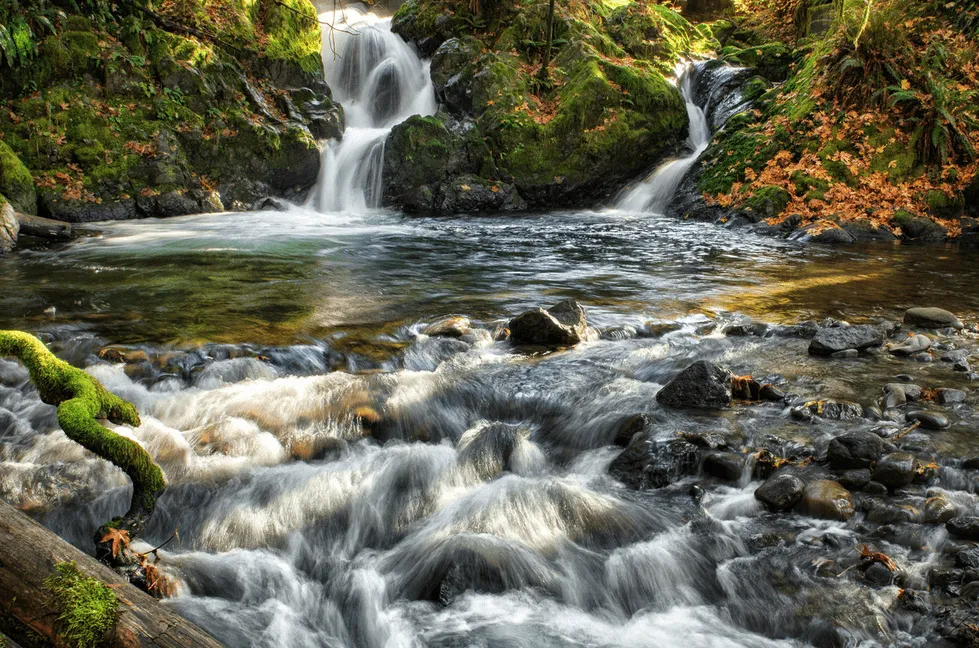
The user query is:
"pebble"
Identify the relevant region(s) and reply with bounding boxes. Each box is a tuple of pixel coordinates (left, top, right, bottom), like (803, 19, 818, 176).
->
(890, 334, 932, 356)
(863, 481, 889, 496)
(883, 386, 906, 409)
(896, 374, 916, 382)
(911, 352, 933, 363)
(906, 410, 951, 429)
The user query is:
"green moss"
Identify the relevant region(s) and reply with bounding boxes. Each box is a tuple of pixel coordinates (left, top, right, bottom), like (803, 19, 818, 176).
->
(252, 0, 323, 74)
(44, 562, 117, 648)
(0, 331, 165, 517)
(0, 140, 36, 214)
(742, 185, 791, 220)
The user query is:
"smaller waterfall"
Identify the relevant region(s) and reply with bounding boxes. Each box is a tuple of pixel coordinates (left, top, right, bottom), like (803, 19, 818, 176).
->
(306, 7, 437, 213)
(616, 63, 711, 214)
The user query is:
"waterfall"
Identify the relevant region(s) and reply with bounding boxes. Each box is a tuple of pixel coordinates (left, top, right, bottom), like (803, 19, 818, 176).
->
(306, 6, 437, 213)
(616, 63, 711, 214)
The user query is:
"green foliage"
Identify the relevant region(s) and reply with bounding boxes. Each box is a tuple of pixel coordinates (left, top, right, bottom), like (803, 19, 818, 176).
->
(0, 139, 36, 214)
(44, 562, 118, 648)
(888, 72, 978, 163)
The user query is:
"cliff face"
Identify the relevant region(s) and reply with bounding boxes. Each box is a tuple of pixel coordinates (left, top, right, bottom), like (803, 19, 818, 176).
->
(0, 0, 342, 223)
(383, 0, 720, 213)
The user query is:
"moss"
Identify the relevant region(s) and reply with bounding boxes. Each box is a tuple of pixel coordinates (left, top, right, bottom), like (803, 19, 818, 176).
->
(252, 0, 323, 74)
(0, 140, 36, 214)
(742, 185, 791, 219)
(0, 331, 165, 519)
(44, 562, 117, 648)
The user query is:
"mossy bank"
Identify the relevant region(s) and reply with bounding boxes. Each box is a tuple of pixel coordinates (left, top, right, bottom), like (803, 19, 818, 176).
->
(0, 0, 341, 224)
(384, 0, 721, 212)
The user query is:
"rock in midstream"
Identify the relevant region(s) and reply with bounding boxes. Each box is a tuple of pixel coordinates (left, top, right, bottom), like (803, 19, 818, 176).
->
(423, 316, 473, 338)
(872, 452, 919, 489)
(508, 299, 588, 347)
(608, 433, 699, 489)
(808, 324, 884, 356)
(801, 480, 856, 521)
(827, 430, 892, 469)
(906, 410, 951, 430)
(656, 360, 733, 409)
(889, 334, 932, 356)
(904, 307, 964, 330)
(754, 473, 805, 511)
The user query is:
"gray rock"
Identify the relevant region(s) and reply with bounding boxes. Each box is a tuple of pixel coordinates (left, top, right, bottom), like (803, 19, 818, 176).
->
(887, 382, 922, 401)
(703, 452, 743, 481)
(911, 352, 934, 363)
(794, 400, 864, 422)
(608, 434, 699, 489)
(509, 299, 588, 347)
(802, 480, 855, 521)
(656, 360, 733, 410)
(937, 388, 967, 404)
(838, 468, 872, 490)
(755, 473, 805, 511)
(759, 384, 786, 402)
(827, 430, 890, 469)
(809, 325, 883, 356)
(906, 410, 951, 430)
(948, 516, 979, 540)
(423, 316, 472, 338)
(924, 493, 957, 524)
(890, 334, 932, 356)
(831, 349, 859, 359)
(613, 414, 649, 447)
(0, 199, 18, 253)
(864, 562, 894, 586)
(862, 481, 889, 496)
(883, 385, 906, 409)
(873, 452, 919, 489)
(905, 307, 963, 330)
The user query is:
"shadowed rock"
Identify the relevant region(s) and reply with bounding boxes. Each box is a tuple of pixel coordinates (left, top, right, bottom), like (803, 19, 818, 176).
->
(509, 299, 588, 346)
(904, 307, 963, 330)
(656, 360, 733, 409)
(808, 325, 883, 356)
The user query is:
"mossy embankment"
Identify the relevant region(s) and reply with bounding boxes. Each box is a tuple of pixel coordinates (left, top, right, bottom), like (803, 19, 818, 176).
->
(0, 0, 341, 224)
(385, 0, 721, 212)
(682, 0, 979, 243)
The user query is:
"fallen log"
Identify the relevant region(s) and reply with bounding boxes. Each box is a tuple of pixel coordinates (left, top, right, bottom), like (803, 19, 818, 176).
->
(16, 213, 74, 241)
(0, 499, 223, 647)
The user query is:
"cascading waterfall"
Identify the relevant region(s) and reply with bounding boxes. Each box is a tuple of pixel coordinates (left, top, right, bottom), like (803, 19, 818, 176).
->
(306, 6, 437, 213)
(616, 63, 711, 214)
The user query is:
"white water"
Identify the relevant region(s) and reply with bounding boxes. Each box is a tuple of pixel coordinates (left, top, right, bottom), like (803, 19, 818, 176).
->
(306, 6, 437, 213)
(617, 63, 710, 214)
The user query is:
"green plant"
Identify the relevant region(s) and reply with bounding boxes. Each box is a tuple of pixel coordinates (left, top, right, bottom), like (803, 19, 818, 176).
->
(888, 72, 978, 163)
(44, 562, 118, 648)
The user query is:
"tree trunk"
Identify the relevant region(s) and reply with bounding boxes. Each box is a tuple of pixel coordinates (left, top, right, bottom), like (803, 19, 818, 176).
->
(0, 499, 224, 647)
(537, 0, 555, 81)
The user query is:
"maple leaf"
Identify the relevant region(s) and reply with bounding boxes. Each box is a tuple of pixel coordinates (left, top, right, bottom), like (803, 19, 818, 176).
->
(100, 528, 131, 559)
(900, 79, 911, 90)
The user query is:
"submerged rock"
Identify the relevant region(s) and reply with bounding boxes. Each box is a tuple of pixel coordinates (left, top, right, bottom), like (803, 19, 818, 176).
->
(808, 325, 883, 356)
(508, 299, 588, 347)
(656, 360, 734, 409)
(802, 480, 855, 521)
(904, 307, 963, 330)
(703, 452, 743, 481)
(755, 473, 805, 511)
(872, 452, 919, 489)
(608, 433, 699, 489)
(423, 316, 472, 338)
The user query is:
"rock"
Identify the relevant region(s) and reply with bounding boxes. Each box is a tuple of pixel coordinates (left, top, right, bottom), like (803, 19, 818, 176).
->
(889, 334, 932, 356)
(802, 480, 855, 521)
(0, 140, 36, 214)
(906, 411, 951, 430)
(956, 549, 979, 569)
(883, 385, 906, 409)
(838, 468, 872, 490)
(703, 452, 743, 481)
(755, 473, 805, 511)
(423, 316, 472, 338)
(827, 430, 890, 469)
(904, 307, 963, 330)
(887, 382, 922, 402)
(937, 388, 967, 404)
(862, 481, 889, 496)
(955, 360, 972, 373)
(911, 352, 933, 363)
(613, 413, 648, 447)
(808, 325, 883, 356)
(39, 193, 138, 223)
(608, 434, 699, 489)
(873, 452, 919, 489)
(831, 349, 859, 359)
(508, 299, 588, 347)
(793, 400, 864, 421)
(864, 562, 894, 586)
(656, 360, 733, 409)
(924, 494, 957, 524)
(759, 384, 786, 402)
(947, 516, 979, 541)
(0, 197, 18, 254)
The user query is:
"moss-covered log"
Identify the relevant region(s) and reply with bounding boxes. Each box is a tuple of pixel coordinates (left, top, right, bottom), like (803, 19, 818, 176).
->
(0, 331, 166, 563)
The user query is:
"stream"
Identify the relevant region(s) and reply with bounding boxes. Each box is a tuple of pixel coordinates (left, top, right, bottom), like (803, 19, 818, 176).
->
(3, 5, 979, 648)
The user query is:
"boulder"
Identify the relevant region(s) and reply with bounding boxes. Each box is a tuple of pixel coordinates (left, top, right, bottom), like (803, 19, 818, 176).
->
(904, 307, 963, 330)
(808, 325, 883, 356)
(613, 413, 649, 447)
(802, 480, 855, 521)
(508, 299, 588, 347)
(924, 493, 957, 524)
(872, 452, 919, 489)
(0, 197, 18, 254)
(936, 388, 966, 405)
(906, 410, 951, 430)
(656, 360, 733, 409)
(608, 434, 699, 489)
(703, 452, 743, 481)
(947, 516, 979, 541)
(827, 430, 889, 469)
(754, 473, 805, 511)
(0, 140, 36, 214)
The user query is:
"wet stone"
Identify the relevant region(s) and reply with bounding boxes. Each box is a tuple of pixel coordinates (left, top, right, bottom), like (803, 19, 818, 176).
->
(838, 468, 872, 490)
(954, 360, 972, 373)
(883, 385, 906, 409)
(873, 452, 919, 489)
(509, 298, 588, 347)
(912, 352, 933, 362)
(608, 434, 699, 489)
(755, 472, 805, 511)
(862, 481, 889, 497)
(703, 452, 743, 481)
(758, 383, 786, 401)
(896, 374, 916, 382)
(906, 410, 951, 430)
(830, 349, 859, 359)
(937, 388, 967, 404)
(827, 430, 890, 469)
(809, 324, 884, 356)
(656, 360, 733, 410)
(613, 413, 649, 447)
(956, 548, 979, 569)
(942, 349, 970, 363)
(904, 307, 964, 330)
(423, 316, 472, 338)
(924, 493, 958, 524)
(802, 480, 855, 521)
(948, 516, 979, 540)
(864, 562, 894, 586)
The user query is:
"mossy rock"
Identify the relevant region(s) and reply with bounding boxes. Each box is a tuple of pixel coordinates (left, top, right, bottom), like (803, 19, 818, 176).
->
(741, 185, 791, 222)
(0, 140, 37, 214)
(892, 210, 948, 241)
(924, 189, 964, 219)
(724, 42, 795, 82)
